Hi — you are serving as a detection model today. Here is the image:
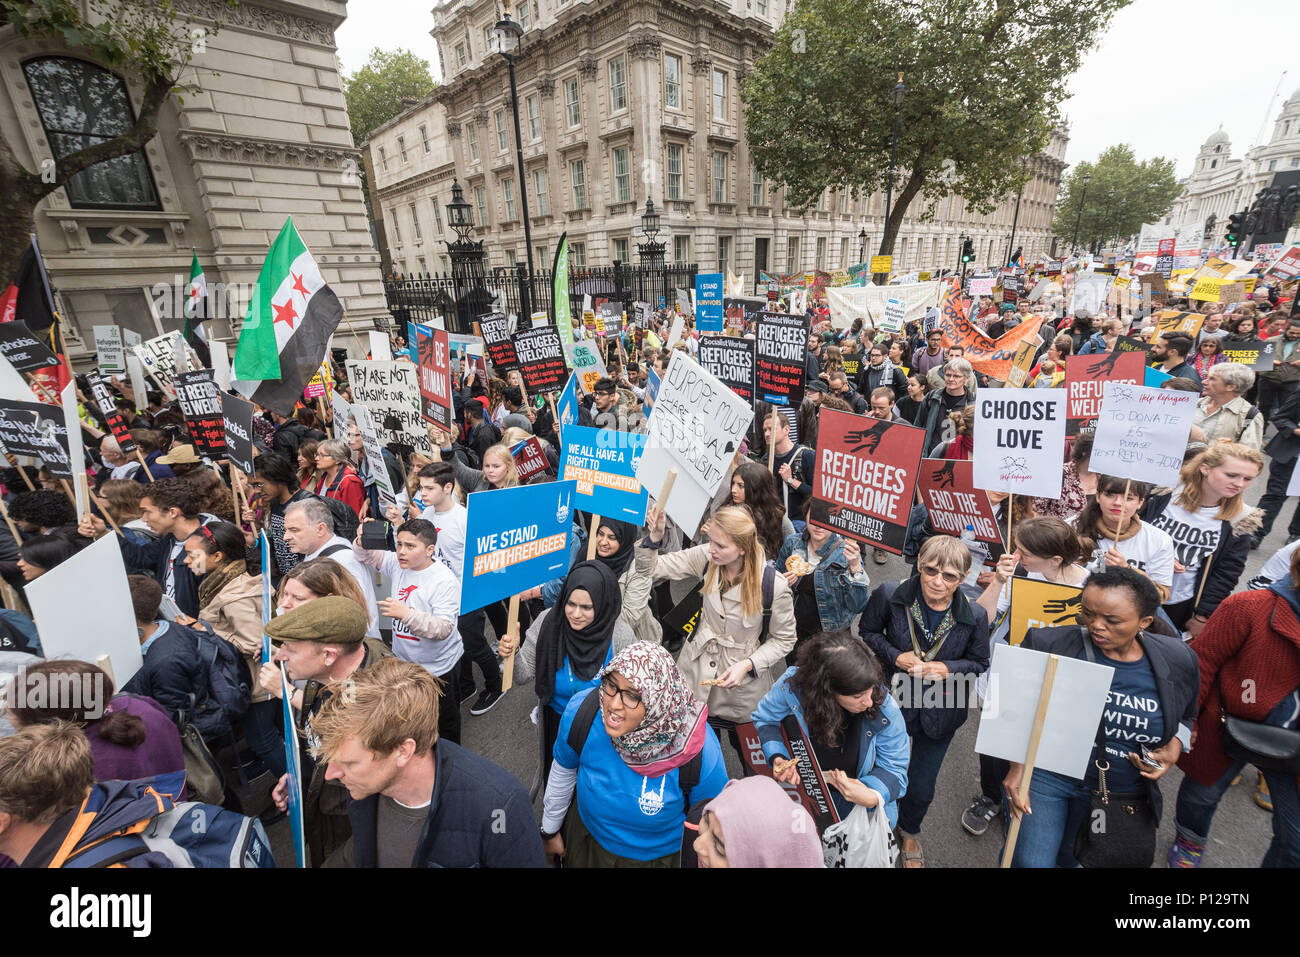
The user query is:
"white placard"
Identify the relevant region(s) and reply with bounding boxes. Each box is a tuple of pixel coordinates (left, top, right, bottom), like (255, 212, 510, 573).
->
(368, 330, 392, 361)
(60, 382, 87, 520)
(345, 359, 432, 456)
(975, 644, 1114, 779)
(126, 354, 148, 412)
(883, 297, 906, 332)
(352, 404, 399, 513)
(210, 340, 231, 392)
(667, 315, 685, 348)
(0, 350, 38, 402)
(1070, 273, 1113, 315)
(969, 277, 995, 298)
(1288, 460, 1300, 498)
(93, 325, 125, 375)
(637, 351, 754, 536)
(972, 389, 1068, 499)
(27, 534, 143, 687)
(1090, 382, 1198, 488)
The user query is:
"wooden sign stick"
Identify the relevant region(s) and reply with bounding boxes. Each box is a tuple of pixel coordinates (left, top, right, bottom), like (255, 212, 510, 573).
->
(499, 593, 522, 692)
(587, 511, 601, 561)
(1000, 653, 1060, 868)
(1114, 477, 1133, 537)
(1006, 492, 1015, 553)
(0, 498, 24, 544)
(134, 447, 157, 483)
(657, 468, 678, 514)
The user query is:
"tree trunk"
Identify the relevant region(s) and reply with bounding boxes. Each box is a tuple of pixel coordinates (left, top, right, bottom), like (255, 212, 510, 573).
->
(0, 187, 40, 285)
(873, 167, 927, 284)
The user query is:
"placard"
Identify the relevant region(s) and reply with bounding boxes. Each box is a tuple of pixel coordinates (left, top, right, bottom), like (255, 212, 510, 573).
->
(1070, 273, 1113, 315)
(969, 277, 995, 298)
(512, 326, 567, 393)
(0, 320, 59, 373)
(882, 297, 906, 332)
(368, 330, 392, 361)
(221, 391, 256, 475)
(94, 325, 126, 376)
(972, 390, 1067, 499)
(86, 373, 136, 454)
(869, 255, 892, 274)
(1005, 338, 1040, 389)
(809, 407, 925, 554)
(478, 312, 518, 373)
(352, 404, 400, 513)
(667, 315, 685, 348)
(697, 334, 755, 405)
(556, 372, 579, 435)
(1154, 310, 1205, 338)
(755, 312, 808, 407)
(1218, 338, 1276, 372)
(559, 424, 649, 525)
(1090, 381, 1198, 487)
(174, 369, 227, 458)
(916, 458, 1001, 545)
(637, 351, 754, 535)
(510, 436, 551, 483)
(1007, 579, 1084, 646)
(345, 359, 433, 456)
(136, 332, 190, 394)
(460, 480, 576, 613)
(413, 323, 452, 431)
(695, 273, 724, 331)
(1064, 351, 1146, 436)
(0, 398, 71, 479)
(565, 339, 608, 395)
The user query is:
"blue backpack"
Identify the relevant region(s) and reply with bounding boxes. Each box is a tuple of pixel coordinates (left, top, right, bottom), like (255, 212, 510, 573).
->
(190, 623, 251, 741)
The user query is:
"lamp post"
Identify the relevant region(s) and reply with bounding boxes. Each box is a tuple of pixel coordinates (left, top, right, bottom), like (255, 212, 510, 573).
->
(492, 4, 534, 315)
(636, 198, 666, 305)
(444, 178, 485, 331)
(1071, 171, 1091, 253)
(858, 227, 867, 264)
(877, 72, 906, 285)
(1006, 161, 1025, 267)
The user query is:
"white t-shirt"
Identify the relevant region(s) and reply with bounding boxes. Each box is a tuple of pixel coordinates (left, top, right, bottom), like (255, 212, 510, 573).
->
(421, 502, 468, 582)
(1251, 539, 1300, 590)
(1146, 493, 1223, 605)
(374, 552, 463, 677)
(1076, 519, 1176, 589)
(307, 536, 380, 639)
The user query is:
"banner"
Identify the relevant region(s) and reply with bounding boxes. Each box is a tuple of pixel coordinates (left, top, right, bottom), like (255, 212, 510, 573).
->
(94, 325, 126, 376)
(1218, 338, 1276, 372)
(553, 233, 573, 349)
(174, 369, 227, 458)
(345, 359, 433, 456)
(221, 391, 256, 475)
(0, 321, 58, 373)
(755, 312, 808, 407)
(0, 398, 71, 479)
(826, 281, 942, 330)
(637, 351, 754, 536)
(916, 458, 1001, 546)
(460, 480, 576, 613)
(559, 424, 649, 525)
(352, 404, 400, 513)
(1064, 351, 1146, 436)
(556, 372, 579, 434)
(512, 326, 567, 393)
(86, 373, 136, 454)
(565, 338, 608, 395)
(510, 436, 551, 483)
(1091, 382, 1197, 487)
(697, 334, 755, 405)
(413, 323, 453, 431)
(695, 273, 724, 331)
(972, 390, 1067, 499)
(809, 407, 925, 554)
(1008, 578, 1084, 646)
(936, 284, 1044, 381)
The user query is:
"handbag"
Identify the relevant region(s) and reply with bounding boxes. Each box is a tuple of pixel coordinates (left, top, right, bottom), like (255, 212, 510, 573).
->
(175, 707, 227, 806)
(1073, 719, 1157, 868)
(1220, 706, 1300, 774)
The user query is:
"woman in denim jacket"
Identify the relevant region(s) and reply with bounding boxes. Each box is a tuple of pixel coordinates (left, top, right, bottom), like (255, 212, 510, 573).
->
(777, 498, 871, 661)
(752, 632, 910, 830)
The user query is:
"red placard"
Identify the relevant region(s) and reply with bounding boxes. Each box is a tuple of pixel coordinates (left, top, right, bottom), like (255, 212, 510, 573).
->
(1157, 238, 1176, 256)
(510, 436, 551, 483)
(809, 407, 926, 554)
(916, 458, 1001, 545)
(415, 325, 452, 431)
(1064, 350, 1146, 436)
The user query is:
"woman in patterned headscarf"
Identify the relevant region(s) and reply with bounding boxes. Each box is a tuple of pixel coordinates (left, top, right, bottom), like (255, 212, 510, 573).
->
(538, 641, 731, 867)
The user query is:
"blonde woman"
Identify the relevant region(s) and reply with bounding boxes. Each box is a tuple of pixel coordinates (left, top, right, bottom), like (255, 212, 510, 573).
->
(435, 440, 520, 495)
(631, 503, 795, 766)
(95, 478, 154, 544)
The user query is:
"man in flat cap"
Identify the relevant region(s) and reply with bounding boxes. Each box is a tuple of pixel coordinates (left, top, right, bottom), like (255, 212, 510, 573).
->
(258, 595, 391, 867)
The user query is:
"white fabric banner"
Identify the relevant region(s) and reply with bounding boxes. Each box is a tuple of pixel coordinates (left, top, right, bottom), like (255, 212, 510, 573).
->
(826, 281, 943, 330)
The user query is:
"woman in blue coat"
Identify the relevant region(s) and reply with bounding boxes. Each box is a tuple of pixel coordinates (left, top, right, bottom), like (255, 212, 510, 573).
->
(752, 632, 910, 830)
(777, 498, 871, 658)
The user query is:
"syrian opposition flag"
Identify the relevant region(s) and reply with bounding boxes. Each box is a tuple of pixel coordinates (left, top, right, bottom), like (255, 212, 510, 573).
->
(3, 236, 69, 399)
(232, 218, 343, 416)
(184, 249, 211, 366)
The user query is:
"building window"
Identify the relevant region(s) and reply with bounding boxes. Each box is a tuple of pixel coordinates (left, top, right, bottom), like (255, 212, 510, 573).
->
(506, 249, 517, 267)
(432, 198, 443, 235)
(389, 209, 401, 244)
(787, 236, 799, 270)
(456, 43, 467, 68)
(495, 111, 508, 152)
(419, 124, 430, 153)
(503, 178, 516, 221)
(467, 124, 478, 161)
(536, 245, 548, 265)
(752, 168, 764, 206)
(613, 147, 631, 203)
(1269, 159, 1278, 171)
(475, 185, 487, 226)
(397, 135, 407, 163)
(665, 54, 682, 110)
(1210, 159, 1217, 169)
(23, 57, 161, 210)
(564, 77, 580, 127)
(483, 26, 495, 54)
(756, 0, 768, 14)
(1292, 157, 1300, 168)
(379, 146, 388, 171)
(526, 94, 541, 141)
(674, 235, 690, 263)
(614, 237, 630, 262)
(570, 242, 586, 269)
(712, 151, 728, 204)
(717, 235, 731, 272)
(571, 159, 587, 208)
(409, 203, 422, 241)
(609, 56, 627, 113)
(533, 169, 548, 216)
(839, 237, 849, 267)
(666, 144, 683, 200)
(712, 70, 727, 121)
(518, 0, 532, 30)
(816, 236, 827, 266)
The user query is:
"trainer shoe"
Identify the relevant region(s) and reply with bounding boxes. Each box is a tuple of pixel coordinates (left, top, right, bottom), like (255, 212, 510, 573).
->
(960, 794, 1000, 836)
(1166, 832, 1205, 868)
(460, 684, 478, 706)
(1255, 773, 1273, 813)
(470, 689, 505, 716)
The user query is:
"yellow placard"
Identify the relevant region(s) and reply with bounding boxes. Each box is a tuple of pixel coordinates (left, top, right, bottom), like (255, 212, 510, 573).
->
(1190, 276, 1249, 303)
(1008, 579, 1084, 646)
(1112, 275, 1132, 289)
(870, 255, 893, 274)
(919, 271, 932, 281)
(1155, 309, 1205, 337)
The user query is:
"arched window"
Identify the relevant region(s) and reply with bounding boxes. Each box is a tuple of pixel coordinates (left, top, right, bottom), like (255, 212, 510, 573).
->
(22, 56, 160, 210)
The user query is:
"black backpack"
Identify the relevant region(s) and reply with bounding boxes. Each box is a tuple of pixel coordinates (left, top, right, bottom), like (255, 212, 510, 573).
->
(309, 490, 360, 544)
(188, 622, 251, 741)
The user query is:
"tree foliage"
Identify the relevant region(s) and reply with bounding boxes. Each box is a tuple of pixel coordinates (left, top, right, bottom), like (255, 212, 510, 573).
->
(1051, 144, 1182, 253)
(742, 0, 1131, 266)
(342, 48, 436, 147)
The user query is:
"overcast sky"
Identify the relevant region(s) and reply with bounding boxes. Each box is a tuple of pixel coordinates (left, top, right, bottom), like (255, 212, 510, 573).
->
(336, 0, 1300, 180)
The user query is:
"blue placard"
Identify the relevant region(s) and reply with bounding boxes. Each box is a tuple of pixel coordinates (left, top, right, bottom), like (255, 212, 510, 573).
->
(695, 273, 724, 331)
(406, 320, 427, 363)
(280, 664, 306, 867)
(260, 531, 272, 665)
(556, 372, 579, 435)
(460, 480, 577, 613)
(1144, 365, 1173, 388)
(658, 295, 666, 309)
(643, 368, 661, 418)
(559, 424, 649, 524)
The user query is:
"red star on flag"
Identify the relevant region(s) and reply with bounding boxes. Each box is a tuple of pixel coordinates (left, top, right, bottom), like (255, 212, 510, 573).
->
(291, 271, 309, 299)
(273, 297, 298, 329)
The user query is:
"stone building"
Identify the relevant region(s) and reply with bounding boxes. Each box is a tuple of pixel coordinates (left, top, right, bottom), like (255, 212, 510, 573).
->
(0, 0, 386, 367)
(366, 0, 1067, 287)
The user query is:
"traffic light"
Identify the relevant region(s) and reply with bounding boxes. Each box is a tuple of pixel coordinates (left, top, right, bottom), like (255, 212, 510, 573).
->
(961, 238, 974, 263)
(1226, 211, 1245, 249)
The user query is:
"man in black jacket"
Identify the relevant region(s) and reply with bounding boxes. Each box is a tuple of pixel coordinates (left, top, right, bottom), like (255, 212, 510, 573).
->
(463, 400, 501, 460)
(1149, 333, 1202, 389)
(1252, 384, 1300, 548)
(121, 574, 207, 729)
(313, 658, 545, 868)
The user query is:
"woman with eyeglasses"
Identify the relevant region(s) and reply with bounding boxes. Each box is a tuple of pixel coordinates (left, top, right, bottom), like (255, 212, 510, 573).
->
(539, 641, 729, 867)
(858, 534, 990, 868)
(311, 438, 366, 517)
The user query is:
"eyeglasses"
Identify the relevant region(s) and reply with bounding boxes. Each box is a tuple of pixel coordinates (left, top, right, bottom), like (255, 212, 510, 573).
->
(600, 675, 642, 709)
(919, 564, 962, 586)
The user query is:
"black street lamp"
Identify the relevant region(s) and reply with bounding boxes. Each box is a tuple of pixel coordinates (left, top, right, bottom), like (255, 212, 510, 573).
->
(858, 227, 867, 263)
(637, 198, 666, 304)
(445, 178, 485, 330)
(492, 3, 535, 313)
(1103, 186, 1116, 254)
(878, 72, 906, 285)
(1071, 171, 1091, 253)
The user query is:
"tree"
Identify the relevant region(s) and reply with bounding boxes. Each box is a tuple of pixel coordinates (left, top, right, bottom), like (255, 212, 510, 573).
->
(742, 0, 1130, 279)
(1052, 145, 1184, 254)
(0, 0, 229, 282)
(342, 48, 436, 147)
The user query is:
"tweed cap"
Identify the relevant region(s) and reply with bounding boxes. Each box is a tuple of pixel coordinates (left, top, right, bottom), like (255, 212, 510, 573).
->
(265, 595, 366, 644)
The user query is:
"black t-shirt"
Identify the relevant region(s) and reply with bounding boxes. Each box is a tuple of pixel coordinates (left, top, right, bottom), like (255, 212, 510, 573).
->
(793, 567, 821, 640)
(811, 707, 864, 818)
(772, 444, 815, 517)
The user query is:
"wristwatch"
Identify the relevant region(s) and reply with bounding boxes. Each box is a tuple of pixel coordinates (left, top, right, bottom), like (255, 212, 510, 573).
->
(540, 826, 559, 841)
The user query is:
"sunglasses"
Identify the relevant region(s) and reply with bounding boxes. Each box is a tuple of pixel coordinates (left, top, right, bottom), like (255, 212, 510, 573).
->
(919, 563, 962, 586)
(600, 675, 642, 709)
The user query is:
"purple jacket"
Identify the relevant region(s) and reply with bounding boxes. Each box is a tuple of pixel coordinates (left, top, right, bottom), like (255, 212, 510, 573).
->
(85, 694, 186, 793)
(911, 345, 947, 377)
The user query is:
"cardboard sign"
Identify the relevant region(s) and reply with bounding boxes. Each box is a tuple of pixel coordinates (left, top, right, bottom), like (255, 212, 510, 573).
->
(556, 372, 579, 435)
(221, 391, 256, 475)
(566, 339, 608, 395)
(695, 273, 724, 331)
(478, 312, 518, 373)
(1090, 382, 1198, 487)
(755, 312, 808, 407)
(352, 404, 400, 512)
(175, 369, 227, 458)
(1218, 338, 1276, 372)
(413, 323, 452, 431)
(697, 334, 755, 405)
(510, 436, 551, 483)
(86, 373, 136, 454)
(1154, 310, 1205, 338)
(972, 390, 1067, 499)
(345, 359, 433, 456)
(870, 255, 893, 275)
(0, 321, 58, 373)
(512, 326, 567, 393)
(882, 297, 906, 332)
(638, 351, 753, 536)
(0, 398, 71, 479)
(559, 425, 649, 525)
(1007, 579, 1084, 646)
(916, 458, 1001, 545)
(1190, 276, 1248, 303)
(94, 325, 126, 376)
(1064, 351, 1146, 436)
(460, 480, 576, 613)
(809, 407, 925, 554)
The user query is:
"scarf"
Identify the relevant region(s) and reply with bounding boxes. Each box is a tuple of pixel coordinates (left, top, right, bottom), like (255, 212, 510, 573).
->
(197, 558, 247, 611)
(1095, 513, 1142, 545)
(534, 561, 621, 706)
(600, 641, 709, 776)
(595, 518, 637, 576)
(908, 595, 956, 660)
(944, 433, 974, 460)
(703, 777, 825, 868)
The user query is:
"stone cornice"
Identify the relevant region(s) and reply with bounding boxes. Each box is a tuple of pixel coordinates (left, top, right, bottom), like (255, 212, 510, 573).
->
(172, 0, 337, 45)
(178, 131, 358, 169)
(375, 163, 458, 200)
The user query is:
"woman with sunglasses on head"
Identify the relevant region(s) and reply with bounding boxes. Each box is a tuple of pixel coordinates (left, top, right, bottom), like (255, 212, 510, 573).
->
(539, 641, 729, 867)
(858, 534, 990, 868)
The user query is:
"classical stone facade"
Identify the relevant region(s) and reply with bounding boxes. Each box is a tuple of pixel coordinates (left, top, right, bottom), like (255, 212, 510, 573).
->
(366, 0, 1067, 286)
(0, 0, 386, 366)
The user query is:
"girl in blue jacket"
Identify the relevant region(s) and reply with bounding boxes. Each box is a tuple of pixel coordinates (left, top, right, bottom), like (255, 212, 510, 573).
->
(752, 632, 910, 830)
